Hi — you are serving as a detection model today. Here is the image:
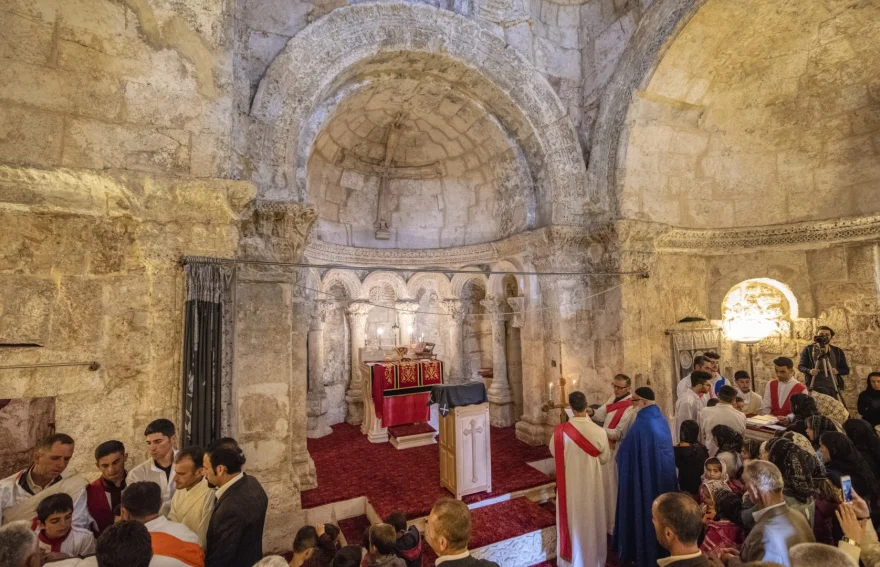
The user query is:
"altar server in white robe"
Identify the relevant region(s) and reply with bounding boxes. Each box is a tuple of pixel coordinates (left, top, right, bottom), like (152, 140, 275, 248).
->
(588, 373, 635, 532)
(128, 419, 179, 517)
(0, 434, 90, 529)
(551, 391, 610, 567)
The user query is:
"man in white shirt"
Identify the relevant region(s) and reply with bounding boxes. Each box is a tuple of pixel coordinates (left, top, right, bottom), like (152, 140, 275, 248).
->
(676, 356, 714, 405)
(700, 385, 747, 456)
(675, 372, 712, 442)
(128, 420, 178, 517)
(168, 447, 214, 547)
(733, 371, 762, 415)
(759, 357, 807, 424)
(121, 482, 204, 567)
(704, 352, 730, 396)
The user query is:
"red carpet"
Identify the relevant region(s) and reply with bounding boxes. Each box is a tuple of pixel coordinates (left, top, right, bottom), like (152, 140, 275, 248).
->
(303, 423, 551, 519)
(338, 515, 371, 546)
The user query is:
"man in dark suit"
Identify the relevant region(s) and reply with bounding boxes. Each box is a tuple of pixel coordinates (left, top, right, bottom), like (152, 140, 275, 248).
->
(652, 492, 710, 567)
(203, 444, 268, 567)
(424, 498, 498, 567)
(722, 461, 814, 567)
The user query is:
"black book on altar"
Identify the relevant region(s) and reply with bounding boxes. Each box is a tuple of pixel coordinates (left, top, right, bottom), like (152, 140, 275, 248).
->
(427, 382, 488, 416)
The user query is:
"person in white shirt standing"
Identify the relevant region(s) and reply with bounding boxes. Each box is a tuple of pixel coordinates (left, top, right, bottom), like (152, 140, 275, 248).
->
(733, 371, 762, 415)
(676, 357, 715, 405)
(703, 352, 730, 397)
(128, 420, 178, 517)
(699, 386, 747, 456)
(759, 357, 807, 424)
(168, 447, 214, 548)
(676, 372, 712, 442)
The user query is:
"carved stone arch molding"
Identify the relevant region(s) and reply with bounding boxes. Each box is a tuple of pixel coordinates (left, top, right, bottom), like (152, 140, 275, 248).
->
(587, 0, 706, 216)
(451, 272, 490, 299)
(360, 271, 410, 301)
(249, 2, 589, 227)
(406, 272, 453, 300)
(319, 268, 363, 300)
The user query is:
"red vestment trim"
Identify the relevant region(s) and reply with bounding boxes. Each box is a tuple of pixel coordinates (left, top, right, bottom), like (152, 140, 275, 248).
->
(606, 399, 633, 429)
(554, 422, 600, 563)
(38, 530, 67, 553)
(769, 380, 806, 417)
(86, 476, 125, 535)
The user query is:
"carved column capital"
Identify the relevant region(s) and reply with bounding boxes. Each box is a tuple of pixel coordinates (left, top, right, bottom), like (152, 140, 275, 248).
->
(394, 300, 420, 315)
(346, 300, 373, 325)
(480, 295, 508, 324)
(238, 200, 318, 262)
(441, 298, 466, 323)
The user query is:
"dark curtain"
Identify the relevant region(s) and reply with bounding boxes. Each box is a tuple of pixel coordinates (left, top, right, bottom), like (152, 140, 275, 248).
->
(182, 263, 230, 447)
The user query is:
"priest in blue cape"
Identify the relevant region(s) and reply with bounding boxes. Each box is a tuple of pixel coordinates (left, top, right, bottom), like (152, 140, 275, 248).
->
(613, 386, 677, 567)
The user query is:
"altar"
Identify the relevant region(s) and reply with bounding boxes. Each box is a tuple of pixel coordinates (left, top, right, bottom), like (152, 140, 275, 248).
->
(359, 345, 444, 447)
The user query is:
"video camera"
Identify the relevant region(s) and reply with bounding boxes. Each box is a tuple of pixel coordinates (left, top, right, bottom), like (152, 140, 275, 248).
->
(813, 334, 831, 347)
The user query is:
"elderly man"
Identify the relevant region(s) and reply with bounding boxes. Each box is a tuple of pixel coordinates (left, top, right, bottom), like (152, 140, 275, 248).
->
(425, 498, 499, 567)
(0, 520, 42, 567)
(700, 386, 747, 456)
(587, 373, 635, 532)
(652, 493, 709, 567)
(721, 460, 814, 567)
(0, 434, 90, 529)
(614, 387, 678, 567)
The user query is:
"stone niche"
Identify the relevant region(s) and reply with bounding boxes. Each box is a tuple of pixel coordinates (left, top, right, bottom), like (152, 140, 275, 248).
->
(0, 397, 56, 478)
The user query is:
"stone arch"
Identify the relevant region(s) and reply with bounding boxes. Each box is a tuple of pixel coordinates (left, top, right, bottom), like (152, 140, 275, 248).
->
(406, 272, 452, 300)
(451, 271, 489, 299)
(721, 278, 799, 342)
(488, 260, 525, 298)
(249, 2, 588, 227)
(360, 271, 410, 301)
(587, 0, 705, 215)
(320, 269, 362, 300)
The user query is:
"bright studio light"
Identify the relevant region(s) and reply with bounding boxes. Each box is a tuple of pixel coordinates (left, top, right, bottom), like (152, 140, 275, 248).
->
(722, 316, 777, 344)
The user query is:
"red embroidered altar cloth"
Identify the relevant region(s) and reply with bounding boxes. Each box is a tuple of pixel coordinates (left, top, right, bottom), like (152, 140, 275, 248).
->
(369, 360, 443, 427)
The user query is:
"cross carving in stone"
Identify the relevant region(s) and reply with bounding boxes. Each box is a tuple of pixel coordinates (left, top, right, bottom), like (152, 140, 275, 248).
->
(463, 418, 483, 483)
(336, 111, 441, 240)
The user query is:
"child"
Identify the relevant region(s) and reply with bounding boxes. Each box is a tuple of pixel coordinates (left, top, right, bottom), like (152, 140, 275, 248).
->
(363, 523, 406, 567)
(385, 513, 421, 567)
(674, 420, 709, 496)
(306, 524, 342, 567)
(36, 493, 96, 562)
(698, 458, 744, 558)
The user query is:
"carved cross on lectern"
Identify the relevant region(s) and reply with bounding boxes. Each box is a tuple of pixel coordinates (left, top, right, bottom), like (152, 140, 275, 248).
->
(336, 111, 441, 240)
(463, 419, 483, 483)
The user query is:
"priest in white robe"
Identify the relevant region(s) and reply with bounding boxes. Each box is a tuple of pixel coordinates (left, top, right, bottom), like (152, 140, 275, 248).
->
(550, 391, 610, 567)
(0, 434, 90, 529)
(588, 373, 635, 532)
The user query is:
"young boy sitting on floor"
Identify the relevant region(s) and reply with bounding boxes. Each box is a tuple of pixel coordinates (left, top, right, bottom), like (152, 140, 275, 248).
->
(385, 512, 422, 567)
(36, 493, 97, 563)
(363, 524, 406, 567)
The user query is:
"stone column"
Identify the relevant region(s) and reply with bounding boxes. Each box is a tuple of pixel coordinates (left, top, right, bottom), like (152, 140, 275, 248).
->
(441, 299, 466, 383)
(345, 301, 373, 425)
(481, 295, 515, 426)
(306, 300, 333, 438)
(394, 300, 420, 345)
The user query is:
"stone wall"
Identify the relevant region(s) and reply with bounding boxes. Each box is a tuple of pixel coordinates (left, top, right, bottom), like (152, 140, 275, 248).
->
(0, 165, 253, 476)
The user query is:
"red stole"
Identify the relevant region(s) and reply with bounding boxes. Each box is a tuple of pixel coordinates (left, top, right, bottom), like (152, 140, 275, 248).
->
(605, 398, 633, 448)
(769, 380, 806, 417)
(38, 530, 67, 553)
(554, 421, 600, 562)
(86, 476, 125, 535)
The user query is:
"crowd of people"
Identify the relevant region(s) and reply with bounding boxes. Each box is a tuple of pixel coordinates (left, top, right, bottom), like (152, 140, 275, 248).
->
(0, 419, 497, 567)
(554, 340, 880, 567)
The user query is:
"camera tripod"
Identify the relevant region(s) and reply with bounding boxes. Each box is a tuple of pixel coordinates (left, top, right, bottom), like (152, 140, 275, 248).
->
(811, 343, 847, 408)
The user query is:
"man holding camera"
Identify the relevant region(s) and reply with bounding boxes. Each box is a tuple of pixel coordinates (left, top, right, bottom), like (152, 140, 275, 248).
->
(798, 326, 849, 400)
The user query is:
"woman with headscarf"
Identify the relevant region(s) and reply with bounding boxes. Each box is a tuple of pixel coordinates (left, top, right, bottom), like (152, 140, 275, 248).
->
(787, 393, 820, 436)
(806, 414, 839, 472)
(711, 424, 743, 478)
(858, 372, 880, 428)
(820, 431, 880, 521)
(782, 431, 839, 544)
(767, 438, 816, 526)
(674, 420, 709, 496)
(844, 418, 880, 475)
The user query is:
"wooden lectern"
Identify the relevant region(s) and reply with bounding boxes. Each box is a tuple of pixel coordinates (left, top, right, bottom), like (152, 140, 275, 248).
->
(439, 402, 492, 499)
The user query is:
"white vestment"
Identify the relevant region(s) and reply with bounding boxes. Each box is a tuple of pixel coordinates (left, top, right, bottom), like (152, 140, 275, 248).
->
(168, 478, 215, 547)
(699, 403, 747, 456)
(128, 451, 179, 517)
(675, 389, 705, 443)
(676, 375, 712, 404)
(549, 417, 610, 567)
(735, 388, 762, 414)
(591, 394, 634, 533)
(0, 469, 90, 529)
(36, 526, 96, 557)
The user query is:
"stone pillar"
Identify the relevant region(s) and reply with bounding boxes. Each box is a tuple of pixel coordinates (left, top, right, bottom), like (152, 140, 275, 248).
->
(481, 295, 515, 426)
(394, 300, 420, 345)
(441, 299, 466, 383)
(306, 300, 333, 439)
(345, 301, 373, 425)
